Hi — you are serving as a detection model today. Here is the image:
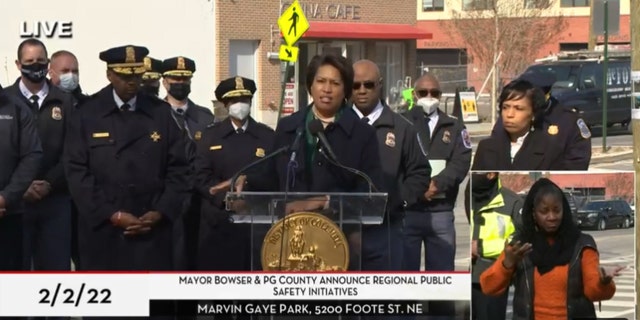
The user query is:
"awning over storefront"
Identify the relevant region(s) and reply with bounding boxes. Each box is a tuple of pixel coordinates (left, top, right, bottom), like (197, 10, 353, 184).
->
(303, 22, 432, 40)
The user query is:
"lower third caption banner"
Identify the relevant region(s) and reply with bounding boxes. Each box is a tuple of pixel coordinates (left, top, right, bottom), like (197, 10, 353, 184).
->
(152, 300, 430, 316)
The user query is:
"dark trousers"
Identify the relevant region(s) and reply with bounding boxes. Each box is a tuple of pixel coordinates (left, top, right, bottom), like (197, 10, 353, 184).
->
(70, 201, 80, 270)
(360, 220, 403, 271)
(403, 210, 457, 319)
(23, 194, 72, 270)
(471, 283, 508, 320)
(0, 213, 23, 270)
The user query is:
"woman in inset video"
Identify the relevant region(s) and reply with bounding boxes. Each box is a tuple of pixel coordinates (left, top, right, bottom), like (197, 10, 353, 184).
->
(471, 80, 577, 170)
(480, 178, 623, 320)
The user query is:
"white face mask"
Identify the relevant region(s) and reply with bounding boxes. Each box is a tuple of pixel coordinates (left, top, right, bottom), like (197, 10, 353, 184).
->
(58, 72, 79, 92)
(416, 97, 440, 115)
(228, 102, 251, 120)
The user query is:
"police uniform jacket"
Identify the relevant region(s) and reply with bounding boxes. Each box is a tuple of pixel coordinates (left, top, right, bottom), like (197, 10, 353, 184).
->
(251, 104, 384, 194)
(491, 97, 591, 170)
(6, 79, 74, 194)
(471, 185, 522, 283)
(404, 107, 472, 213)
(0, 91, 42, 211)
(472, 128, 569, 170)
(171, 100, 215, 142)
(194, 116, 274, 224)
(362, 104, 431, 218)
(64, 85, 190, 270)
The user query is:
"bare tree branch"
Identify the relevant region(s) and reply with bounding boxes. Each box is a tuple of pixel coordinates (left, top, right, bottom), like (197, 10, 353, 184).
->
(440, 0, 567, 82)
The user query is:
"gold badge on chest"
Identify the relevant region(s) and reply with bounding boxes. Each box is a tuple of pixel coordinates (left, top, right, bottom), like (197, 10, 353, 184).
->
(150, 131, 161, 142)
(194, 131, 202, 141)
(256, 148, 266, 158)
(548, 125, 559, 135)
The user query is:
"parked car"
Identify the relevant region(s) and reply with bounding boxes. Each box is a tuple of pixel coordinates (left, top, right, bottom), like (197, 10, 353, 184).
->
(575, 200, 633, 230)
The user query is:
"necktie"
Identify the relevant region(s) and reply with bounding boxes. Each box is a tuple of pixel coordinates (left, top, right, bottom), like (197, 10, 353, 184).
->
(174, 109, 193, 139)
(236, 128, 244, 134)
(362, 117, 370, 125)
(29, 95, 39, 113)
(120, 103, 131, 112)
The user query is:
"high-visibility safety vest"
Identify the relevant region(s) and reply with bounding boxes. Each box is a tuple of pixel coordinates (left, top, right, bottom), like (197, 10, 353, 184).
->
(471, 182, 522, 260)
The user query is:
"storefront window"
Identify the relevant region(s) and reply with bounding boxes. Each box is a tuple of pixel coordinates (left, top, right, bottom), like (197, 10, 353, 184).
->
(375, 42, 405, 103)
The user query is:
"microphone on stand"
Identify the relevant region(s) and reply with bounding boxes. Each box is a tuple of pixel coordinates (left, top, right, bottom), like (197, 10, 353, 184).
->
(307, 119, 378, 194)
(278, 126, 304, 271)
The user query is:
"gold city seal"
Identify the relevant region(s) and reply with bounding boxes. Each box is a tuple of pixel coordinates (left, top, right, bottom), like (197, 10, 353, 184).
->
(262, 212, 349, 272)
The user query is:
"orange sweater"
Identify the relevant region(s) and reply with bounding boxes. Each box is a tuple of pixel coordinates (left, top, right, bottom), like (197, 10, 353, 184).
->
(480, 247, 616, 320)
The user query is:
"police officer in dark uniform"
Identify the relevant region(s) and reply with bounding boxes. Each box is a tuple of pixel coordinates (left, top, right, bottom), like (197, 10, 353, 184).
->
(141, 56, 163, 96)
(0, 87, 42, 273)
(402, 73, 472, 319)
(64, 45, 189, 272)
(5, 38, 75, 271)
(161, 56, 215, 271)
(194, 76, 274, 273)
(351, 59, 431, 271)
(491, 70, 591, 169)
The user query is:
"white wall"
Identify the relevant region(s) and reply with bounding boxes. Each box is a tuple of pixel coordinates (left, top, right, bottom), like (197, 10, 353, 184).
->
(0, 0, 216, 109)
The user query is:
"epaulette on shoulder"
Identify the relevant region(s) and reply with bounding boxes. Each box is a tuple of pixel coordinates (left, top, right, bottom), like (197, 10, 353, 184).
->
(206, 121, 220, 129)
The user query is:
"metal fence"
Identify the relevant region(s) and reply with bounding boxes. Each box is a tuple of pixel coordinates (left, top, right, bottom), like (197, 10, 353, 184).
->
(417, 64, 468, 94)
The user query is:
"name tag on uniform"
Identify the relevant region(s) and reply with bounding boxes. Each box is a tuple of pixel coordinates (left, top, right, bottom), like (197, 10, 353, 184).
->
(92, 132, 110, 138)
(210, 145, 222, 151)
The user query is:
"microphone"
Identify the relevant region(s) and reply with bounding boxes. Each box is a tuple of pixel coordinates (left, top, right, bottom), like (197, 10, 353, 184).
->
(307, 119, 378, 194)
(289, 127, 304, 163)
(307, 119, 338, 162)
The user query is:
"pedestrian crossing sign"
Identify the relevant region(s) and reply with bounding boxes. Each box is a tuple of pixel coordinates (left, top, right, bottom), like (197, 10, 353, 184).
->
(278, 0, 309, 46)
(279, 44, 299, 63)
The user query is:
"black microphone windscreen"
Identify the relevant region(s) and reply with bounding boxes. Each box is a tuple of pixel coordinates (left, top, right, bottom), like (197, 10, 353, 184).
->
(307, 119, 324, 135)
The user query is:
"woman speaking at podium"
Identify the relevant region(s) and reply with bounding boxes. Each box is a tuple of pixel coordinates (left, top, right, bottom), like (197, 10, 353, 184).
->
(240, 53, 384, 272)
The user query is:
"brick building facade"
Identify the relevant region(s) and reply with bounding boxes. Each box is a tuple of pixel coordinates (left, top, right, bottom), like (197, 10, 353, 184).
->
(216, 0, 430, 128)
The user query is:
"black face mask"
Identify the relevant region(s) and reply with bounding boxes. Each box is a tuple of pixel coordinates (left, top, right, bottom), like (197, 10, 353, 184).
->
(21, 62, 48, 83)
(168, 83, 191, 101)
(141, 85, 159, 96)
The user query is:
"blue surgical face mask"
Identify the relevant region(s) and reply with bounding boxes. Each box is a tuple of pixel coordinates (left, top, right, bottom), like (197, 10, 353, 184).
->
(58, 72, 79, 92)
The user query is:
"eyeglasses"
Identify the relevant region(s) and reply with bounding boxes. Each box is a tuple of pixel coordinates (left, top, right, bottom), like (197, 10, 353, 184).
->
(416, 88, 442, 98)
(353, 81, 377, 90)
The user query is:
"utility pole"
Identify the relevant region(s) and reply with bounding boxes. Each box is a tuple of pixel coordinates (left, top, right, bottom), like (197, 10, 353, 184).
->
(588, 0, 598, 50)
(630, 0, 639, 317)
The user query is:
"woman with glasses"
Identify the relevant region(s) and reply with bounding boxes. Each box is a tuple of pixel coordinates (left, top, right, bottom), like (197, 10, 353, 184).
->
(471, 79, 573, 170)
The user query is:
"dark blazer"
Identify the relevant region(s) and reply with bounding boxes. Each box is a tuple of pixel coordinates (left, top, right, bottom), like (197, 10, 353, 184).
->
(403, 107, 471, 212)
(252, 104, 383, 194)
(64, 85, 189, 270)
(0, 91, 42, 210)
(472, 128, 570, 171)
(362, 104, 431, 215)
(5, 79, 74, 194)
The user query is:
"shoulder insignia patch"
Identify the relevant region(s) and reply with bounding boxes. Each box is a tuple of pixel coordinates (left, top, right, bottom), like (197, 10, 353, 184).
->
(461, 129, 472, 149)
(576, 119, 591, 139)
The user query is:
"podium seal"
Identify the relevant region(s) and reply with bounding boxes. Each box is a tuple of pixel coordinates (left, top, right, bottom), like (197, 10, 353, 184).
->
(261, 212, 349, 271)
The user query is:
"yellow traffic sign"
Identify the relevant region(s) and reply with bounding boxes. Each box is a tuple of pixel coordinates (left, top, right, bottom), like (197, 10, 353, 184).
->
(279, 45, 299, 63)
(277, 0, 309, 46)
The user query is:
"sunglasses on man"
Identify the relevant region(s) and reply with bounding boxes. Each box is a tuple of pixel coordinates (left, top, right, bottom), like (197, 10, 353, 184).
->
(353, 81, 378, 90)
(415, 88, 442, 98)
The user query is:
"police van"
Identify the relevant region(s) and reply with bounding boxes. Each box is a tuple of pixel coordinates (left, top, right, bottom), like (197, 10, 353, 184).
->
(522, 50, 632, 129)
